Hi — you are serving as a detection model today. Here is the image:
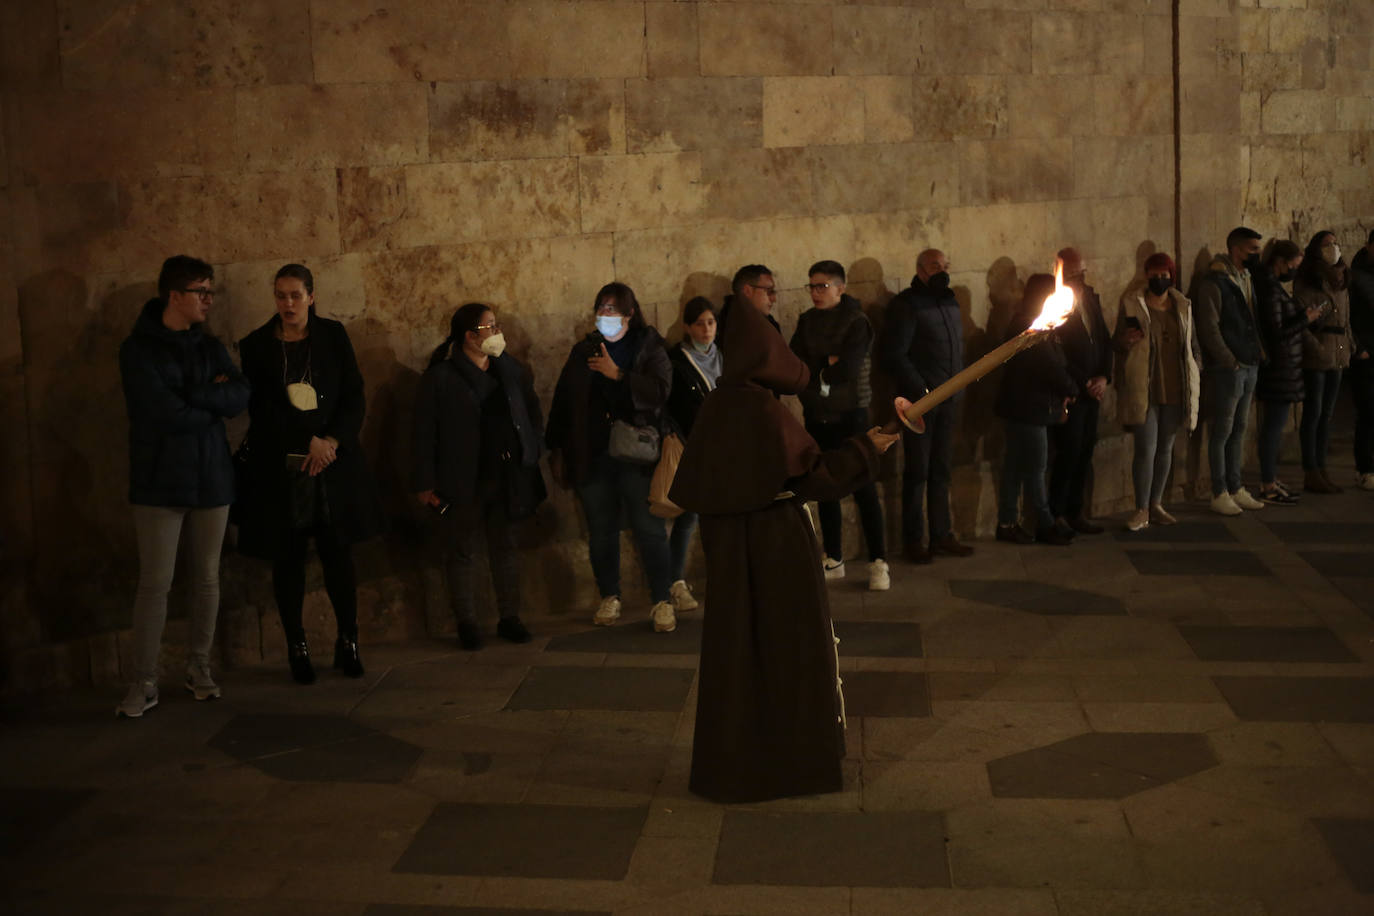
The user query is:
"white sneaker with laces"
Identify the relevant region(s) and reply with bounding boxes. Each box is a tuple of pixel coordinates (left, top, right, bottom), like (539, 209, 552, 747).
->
(868, 559, 890, 591)
(1210, 492, 1242, 516)
(593, 595, 622, 626)
(651, 600, 677, 633)
(116, 680, 159, 718)
(1231, 487, 1264, 510)
(184, 661, 221, 701)
(669, 579, 698, 612)
(823, 557, 846, 580)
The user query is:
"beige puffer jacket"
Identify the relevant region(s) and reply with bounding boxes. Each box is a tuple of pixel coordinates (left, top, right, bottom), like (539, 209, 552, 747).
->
(1112, 286, 1201, 431)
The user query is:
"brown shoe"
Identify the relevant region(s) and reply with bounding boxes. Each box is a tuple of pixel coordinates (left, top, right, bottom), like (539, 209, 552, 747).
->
(1319, 469, 1344, 493)
(1067, 516, 1104, 535)
(904, 541, 933, 564)
(1305, 469, 1340, 494)
(930, 534, 974, 557)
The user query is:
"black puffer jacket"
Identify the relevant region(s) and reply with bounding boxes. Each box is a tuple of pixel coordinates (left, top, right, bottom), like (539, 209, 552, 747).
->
(790, 294, 874, 422)
(119, 298, 250, 507)
(882, 276, 964, 399)
(995, 315, 1078, 426)
(1255, 273, 1307, 404)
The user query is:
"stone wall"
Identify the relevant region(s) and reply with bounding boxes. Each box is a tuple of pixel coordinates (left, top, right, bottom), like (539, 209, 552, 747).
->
(1, 0, 1369, 691)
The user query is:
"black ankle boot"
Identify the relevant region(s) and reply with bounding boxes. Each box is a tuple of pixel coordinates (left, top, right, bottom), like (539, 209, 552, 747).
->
(288, 639, 316, 684)
(333, 634, 365, 678)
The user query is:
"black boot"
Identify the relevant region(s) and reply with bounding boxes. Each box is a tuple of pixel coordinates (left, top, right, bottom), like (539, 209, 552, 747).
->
(457, 621, 484, 651)
(288, 639, 316, 685)
(497, 617, 532, 644)
(333, 634, 365, 678)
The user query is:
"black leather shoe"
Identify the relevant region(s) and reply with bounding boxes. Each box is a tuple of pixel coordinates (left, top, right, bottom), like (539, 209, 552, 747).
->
(1068, 516, 1104, 535)
(1036, 527, 1074, 546)
(904, 541, 933, 564)
(1052, 519, 1078, 540)
(288, 640, 316, 685)
(458, 621, 484, 651)
(497, 617, 533, 644)
(930, 534, 974, 557)
(333, 635, 365, 678)
(996, 525, 1034, 545)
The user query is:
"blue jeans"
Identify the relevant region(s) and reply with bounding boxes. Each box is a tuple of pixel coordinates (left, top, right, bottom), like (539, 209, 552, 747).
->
(1300, 368, 1342, 471)
(1206, 364, 1258, 496)
(669, 511, 697, 583)
(1256, 400, 1293, 485)
(999, 421, 1053, 533)
(1131, 403, 1182, 509)
(577, 453, 671, 604)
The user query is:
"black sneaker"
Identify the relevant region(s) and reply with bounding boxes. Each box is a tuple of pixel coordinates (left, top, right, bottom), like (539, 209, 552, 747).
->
(996, 524, 1034, 545)
(1035, 527, 1074, 546)
(458, 621, 484, 651)
(497, 617, 532, 644)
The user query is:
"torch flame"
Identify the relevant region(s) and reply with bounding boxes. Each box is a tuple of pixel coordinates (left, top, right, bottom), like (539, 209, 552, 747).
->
(1029, 257, 1077, 332)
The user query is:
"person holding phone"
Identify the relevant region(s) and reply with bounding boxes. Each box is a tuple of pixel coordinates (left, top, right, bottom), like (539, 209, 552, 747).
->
(546, 282, 676, 632)
(1294, 230, 1354, 493)
(235, 264, 383, 683)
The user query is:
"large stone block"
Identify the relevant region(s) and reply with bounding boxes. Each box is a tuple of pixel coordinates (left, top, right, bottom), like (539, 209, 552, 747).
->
(1261, 90, 1334, 133)
(833, 5, 922, 76)
(763, 77, 866, 148)
(215, 253, 369, 349)
(1178, 16, 1224, 78)
(337, 160, 580, 251)
(235, 83, 429, 171)
(862, 76, 914, 143)
(1032, 13, 1102, 75)
(431, 79, 625, 162)
(923, 11, 1033, 76)
(946, 201, 1062, 274)
(626, 78, 762, 153)
(1072, 135, 1171, 199)
(701, 147, 814, 222)
(1335, 95, 1374, 132)
(699, 4, 829, 77)
(507, 2, 646, 79)
(1093, 76, 1174, 137)
(911, 76, 1008, 141)
(1180, 133, 1248, 195)
(1007, 76, 1087, 141)
(850, 209, 950, 291)
(811, 143, 959, 215)
(1302, 133, 1371, 193)
(646, 2, 699, 78)
(961, 138, 1074, 206)
(1243, 52, 1304, 93)
(1269, 10, 1330, 54)
(311, 0, 513, 82)
(579, 153, 705, 233)
(58, 0, 312, 89)
(1180, 75, 1244, 133)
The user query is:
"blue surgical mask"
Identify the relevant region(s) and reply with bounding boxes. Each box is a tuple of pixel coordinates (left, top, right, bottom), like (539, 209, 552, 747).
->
(691, 338, 714, 354)
(596, 315, 624, 338)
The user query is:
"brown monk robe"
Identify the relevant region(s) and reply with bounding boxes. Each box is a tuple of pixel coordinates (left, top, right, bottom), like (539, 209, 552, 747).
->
(670, 294, 882, 803)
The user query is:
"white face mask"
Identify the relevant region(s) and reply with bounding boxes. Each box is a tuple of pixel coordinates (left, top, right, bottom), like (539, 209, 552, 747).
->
(596, 315, 624, 338)
(480, 331, 506, 358)
(1323, 245, 1341, 266)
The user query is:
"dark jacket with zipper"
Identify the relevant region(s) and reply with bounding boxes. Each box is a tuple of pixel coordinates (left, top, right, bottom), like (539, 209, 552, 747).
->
(1056, 282, 1113, 394)
(1352, 246, 1374, 364)
(882, 276, 964, 399)
(412, 350, 547, 520)
(1255, 272, 1308, 404)
(1196, 255, 1264, 369)
(667, 342, 716, 438)
(995, 315, 1078, 426)
(790, 294, 874, 422)
(546, 325, 672, 487)
(234, 310, 384, 560)
(119, 298, 250, 507)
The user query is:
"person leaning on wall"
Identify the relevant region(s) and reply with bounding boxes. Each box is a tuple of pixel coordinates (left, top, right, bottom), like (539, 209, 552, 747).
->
(1253, 240, 1318, 506)
(412, 303, 546, 651)
(116, 255, 250, 718)
(233, 264, 384, 684)
(1293, 230, 1354, 494)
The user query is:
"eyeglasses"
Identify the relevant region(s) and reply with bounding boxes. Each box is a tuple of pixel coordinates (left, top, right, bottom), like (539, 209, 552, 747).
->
(475, 322, 501, 332)
(178, 287, 215, 301)
(806, 282, 835, 292)
(748, 283, 778, 296)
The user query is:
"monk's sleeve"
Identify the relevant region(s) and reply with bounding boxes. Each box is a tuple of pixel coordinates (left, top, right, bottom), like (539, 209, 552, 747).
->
(789, 434, 880, 502)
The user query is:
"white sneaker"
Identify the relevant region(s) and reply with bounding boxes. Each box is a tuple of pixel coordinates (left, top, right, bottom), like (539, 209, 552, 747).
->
(669, 579, 698, 612)
(184, 662, 221, 701)
(1126, 508, 1150, 531)
(116, 680, 158, 718)
(823, 557, 846, 580)
(650, 600, 677, 633)
(593, 595, 622, 626)
(1210, 492, 1242, 516)
(1231, 487, 1264, 510)
(868, 559, 890, 591)
(1359, 473, 1374, 491)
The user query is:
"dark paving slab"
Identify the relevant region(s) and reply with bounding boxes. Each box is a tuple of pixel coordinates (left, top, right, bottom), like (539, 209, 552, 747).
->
(713, 810, 949, 887)
(834, 621, 923, 657)
(208, 713, 422, 783)
(505, 666, 694, 712)
(1177, 625, 1360, 663)
(1125, 549, 1271, 577)
(1113, 521, 1238, 543)
(366, 907, 610, 915)
(1328, 577, 1374, 621)
(208, 713, 373, 759)
(0, 786, 96, 855)
(1312, 817, 1374, 894)
(1264, 521, 1374, 544)
(949, 579, 1127, 615)
(1213, 676, 1374, 723)
(987, 733, 1218, 799)
(1299, 551, 1374, 578)
(544, 617, 702, 654)
(393, 803, 646, 879)
(842, 671, 931, 717)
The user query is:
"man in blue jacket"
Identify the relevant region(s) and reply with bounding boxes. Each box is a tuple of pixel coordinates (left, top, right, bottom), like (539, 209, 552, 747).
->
(116, 255, 250, 717)
(882, 249, 974, 564)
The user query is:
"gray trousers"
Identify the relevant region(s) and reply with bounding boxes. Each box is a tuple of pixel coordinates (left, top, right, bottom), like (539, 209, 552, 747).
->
(130, 504, 230, 682)
(1131, 403, 1183, 510)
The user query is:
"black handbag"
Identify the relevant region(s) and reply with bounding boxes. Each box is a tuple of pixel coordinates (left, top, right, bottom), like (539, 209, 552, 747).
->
(607, 419, 661, 465)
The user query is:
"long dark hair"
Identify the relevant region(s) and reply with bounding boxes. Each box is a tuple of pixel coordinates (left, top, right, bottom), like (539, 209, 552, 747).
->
(428, 302, 491, 368)
(593, 282, 645, 331)
(1296, 230, 1336, 288)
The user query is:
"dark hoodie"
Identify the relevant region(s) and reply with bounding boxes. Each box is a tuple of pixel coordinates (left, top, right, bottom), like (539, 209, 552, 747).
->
(118, 298, 250, 507)
(790, 293, 874, 421)
(1351, 245, 1374, 360)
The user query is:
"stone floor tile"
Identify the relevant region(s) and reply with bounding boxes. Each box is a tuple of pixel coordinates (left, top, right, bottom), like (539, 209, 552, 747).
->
(215, 816, 419, 869)
(948, 579, 1128, 615)
(712, 810, 949, 887)
(1319, 722, 1374, 768)
(1126, 549, 1272, 577)
(0, 786, 97, 855)
(406, 749, 543, 803)
(833, 620, 924, 657)
(1212, 675, 1374, 722)
(9, 896, 370, 916)
(849, 887, 1057, 915)
(859, 760, 992, 811)
(618, 884, 852, 915)
(1312, 817, 1374, 893)
(267, 866, 486, 907)
(623, 834, 717, 890)
(506, 666, 694, 712)
(529, 739, 670, 804)
(365, 906, 608, 916)
(389, 710, 569, 754)
(393, 803, 646, 879)
(1082, 701, 1239, 733)
(544, 618, 704, 654)
(1043, 617, 1196, 660)
(1326, 576, 1374, 620)
(253, 731, 425, 783)
(380, 658, 531, 691)
(1177, 765, 1374, 818)
(640, 803, 724, 839)
(1113, 521, 1239, 543)
(1054, 889, 1266, 915)
(1260, 881, 1374, 916)
(1071, 674, 1224, 703)
(928, 672, 1076, 702)
(1207, 722, 1345, 767)
(919, 609, 1059, 658)
(207, 712, 374, 760)
(1299, 550, 1374, 578)
(930, 700, 1090, 750)
(352, 686, 517, 726)
(1177, 625, 1360, 663)
(987, 732, 1217, 799)
(841, 670, 931, 717)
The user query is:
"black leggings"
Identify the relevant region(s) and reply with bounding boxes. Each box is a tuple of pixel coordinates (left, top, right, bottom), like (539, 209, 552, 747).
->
(272, 525, 357, 643)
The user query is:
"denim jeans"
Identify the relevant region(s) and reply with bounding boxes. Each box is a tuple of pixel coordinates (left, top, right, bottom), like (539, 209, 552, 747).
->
(1300, 368, 1342, 471)
(1256, 400, 1293, 485)
(807, 409, 886, 562)
(443, 498, 522, 626)
(668, 511, 698, 583)
(999, 421, 1053, 532)
(1131, 403, 1183, 509)
(1206, 364, 1259, 496)
(901, 397, 957, 545)
(577, 452, 671, 604)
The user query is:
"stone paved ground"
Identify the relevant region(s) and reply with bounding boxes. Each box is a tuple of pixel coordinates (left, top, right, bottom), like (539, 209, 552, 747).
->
(4, 452, 1374, 915)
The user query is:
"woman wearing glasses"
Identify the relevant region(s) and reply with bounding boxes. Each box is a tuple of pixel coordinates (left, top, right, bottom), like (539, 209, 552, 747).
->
(412, 303, 546, 650)
(234, 264, 383, 684)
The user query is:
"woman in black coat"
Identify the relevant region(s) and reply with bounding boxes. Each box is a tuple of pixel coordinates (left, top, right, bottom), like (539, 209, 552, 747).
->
(413, 303, 546, 650)
(995, 274, 1079, 546)
(1255, 240, 1320, 504)
(235, 264, 383, 683)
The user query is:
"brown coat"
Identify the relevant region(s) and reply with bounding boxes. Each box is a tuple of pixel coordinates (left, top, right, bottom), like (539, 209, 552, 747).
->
(1295, 265, 1353, 371)
(671, 299, 879, 803)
